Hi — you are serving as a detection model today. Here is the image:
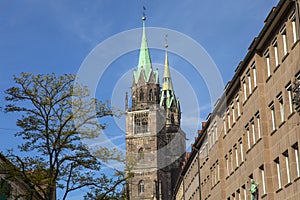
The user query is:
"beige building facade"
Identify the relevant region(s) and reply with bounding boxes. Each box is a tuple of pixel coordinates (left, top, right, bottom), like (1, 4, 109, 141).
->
(173, 0, 300, 199)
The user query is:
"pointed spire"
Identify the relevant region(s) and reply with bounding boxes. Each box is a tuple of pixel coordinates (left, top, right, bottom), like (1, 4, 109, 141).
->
(162, 37, 173, 91)
(134, 8, 153, 83)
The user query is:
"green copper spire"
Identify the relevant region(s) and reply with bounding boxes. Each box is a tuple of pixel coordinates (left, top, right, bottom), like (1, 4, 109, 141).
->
(134, 15, 153, 83)
(162, 43, 173, 91)
(160, 42, 179, 109)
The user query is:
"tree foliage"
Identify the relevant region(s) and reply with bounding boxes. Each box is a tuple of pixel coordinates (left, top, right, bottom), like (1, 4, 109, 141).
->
(3, 73, 126, 199)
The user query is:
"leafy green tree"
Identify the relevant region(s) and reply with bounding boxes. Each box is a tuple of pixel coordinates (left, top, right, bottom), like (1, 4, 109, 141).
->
(3, 73, 126, 200)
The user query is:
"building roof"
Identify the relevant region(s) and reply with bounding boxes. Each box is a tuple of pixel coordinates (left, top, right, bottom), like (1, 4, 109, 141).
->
(133, 15, 155, 84)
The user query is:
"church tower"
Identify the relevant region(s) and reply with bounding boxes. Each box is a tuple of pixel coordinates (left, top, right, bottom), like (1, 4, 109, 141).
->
(126, 14, 186, 200)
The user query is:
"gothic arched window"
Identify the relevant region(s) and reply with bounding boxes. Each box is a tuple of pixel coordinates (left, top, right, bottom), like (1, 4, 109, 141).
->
(149, 89, 153, 101)
(142, 118, 148, 132)
(139, 89, 144, 101)
(135, 118, 141, 134)
(171, 114, 175, 124)
(138, 148, 144, 161)
(138, 180, 145, 194)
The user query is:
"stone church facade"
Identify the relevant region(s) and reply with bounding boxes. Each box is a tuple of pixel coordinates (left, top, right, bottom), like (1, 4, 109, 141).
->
(125, 15, 186, 200)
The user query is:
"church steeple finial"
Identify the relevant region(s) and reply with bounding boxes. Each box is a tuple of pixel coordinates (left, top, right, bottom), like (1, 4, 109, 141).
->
(133, 6, 153, 84)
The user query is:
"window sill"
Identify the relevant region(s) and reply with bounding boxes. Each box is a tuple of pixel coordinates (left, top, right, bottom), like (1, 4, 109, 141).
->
(228, 128, 231, 134)
(278, 121, 286, 129)
(282, 52, 289, 63)
(294, 176, 300, 182)
(270, 129, 277, 136)
(287, 111, 295, 120)
(246, 148, 251, 154)
(291, 39, 300, 50)
(251, 86, 258, 95)
(274, 64, 280, 73)
(284, 182, 292, 188)
(251, 141, 257, 149)
(248, 91, 253, 98)
(232, 122, 236, 128)
(240, 161, 244, 166)
(243, 98, 249, 106)
(275, 187, 283, 193)
(266, 74, 272, 83)
(256, 137, 262, 144)
(261, 193, 267, 199)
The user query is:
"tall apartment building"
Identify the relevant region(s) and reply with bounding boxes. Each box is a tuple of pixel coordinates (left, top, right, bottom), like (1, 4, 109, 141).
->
(173, 0, 300, 199)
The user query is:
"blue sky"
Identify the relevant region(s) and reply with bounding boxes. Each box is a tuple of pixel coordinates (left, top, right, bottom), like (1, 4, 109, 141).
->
(0, 0, 279, 199)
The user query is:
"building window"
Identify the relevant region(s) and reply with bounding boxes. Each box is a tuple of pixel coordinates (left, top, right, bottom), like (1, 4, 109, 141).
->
(283, 151, 291, 183)
(281, 26, 288, 56)
(273, 40, 279, 67)
(286, 83, 294, 114)
(230, 150, 234, 172)
(236, 95, 241, 117)
(208, 132, 212, 149)
(265, 51, 271, 78)
(214, 121, 218, 142)
(252, 63, 257, 88)
(242, 77, 247, 101)
(138, 180, 145, 194)
(227, 109, 231, 129)
(138, 148, 144, 161)
(246, 124, 251, 150)
(239, 139, 244, 162)
(225, 155, 229, 177)
(247, 70, 252, 94)
(237, 189, 241, 200)
(223, 115, 227, 135)
(250, 118, 256, 145)
(135, 113, 149, 134)
(292, 143, 300, 177)
(290, 13, 297, 43)
(269, 102, 276, 131)
(135, 118, 141, 133)
(217, 161, 220, 181)
(274, 157, 282, 189)
(235, 145, 239, 168)
(139, 89, 144, 101)
(231, 102, 235, 124)
(142, 118, 148, 132)
(255, 112, 261, 139)
(277, 93, 285, 123)
(260, 165, 267, 195)
(242, 185, 247, 200)
(148, 89, 153, 101)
